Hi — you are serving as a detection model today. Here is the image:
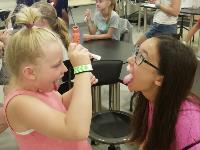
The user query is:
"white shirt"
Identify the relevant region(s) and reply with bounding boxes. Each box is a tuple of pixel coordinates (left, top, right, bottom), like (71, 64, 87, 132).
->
(153, 0, 179, 25)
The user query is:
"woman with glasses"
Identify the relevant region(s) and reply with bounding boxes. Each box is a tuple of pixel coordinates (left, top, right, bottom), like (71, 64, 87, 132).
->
(124, 35, 200, 150)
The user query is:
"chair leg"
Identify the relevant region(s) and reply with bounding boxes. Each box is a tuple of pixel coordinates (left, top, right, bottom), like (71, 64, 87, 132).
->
(91, 140, 96, 145)
(108, 145, 116, 150)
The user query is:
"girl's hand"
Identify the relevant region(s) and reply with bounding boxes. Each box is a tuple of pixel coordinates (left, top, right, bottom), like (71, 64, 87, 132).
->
(89, 73, 98, 85)
(84, 9, 92, 22)
(83, 34, 92, 41)
(68, 43, 91, 67)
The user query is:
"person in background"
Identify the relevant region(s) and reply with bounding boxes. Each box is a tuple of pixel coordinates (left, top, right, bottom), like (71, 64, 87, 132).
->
(47, 0, 69, 26)
(16, 0, 40, 6)
(185, 18, 200, 43)
(136, 0, 181, 46)
(83, 0, 120, 41)
(124, 35, 200, 149)
(3, 6, 97, 150)
(32, 1, 69, 56)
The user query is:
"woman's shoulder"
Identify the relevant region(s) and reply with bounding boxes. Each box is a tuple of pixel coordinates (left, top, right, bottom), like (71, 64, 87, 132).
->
(177, 96, 200, 131)
(174, 97, 200, 149)
(180, 96, 200, 112)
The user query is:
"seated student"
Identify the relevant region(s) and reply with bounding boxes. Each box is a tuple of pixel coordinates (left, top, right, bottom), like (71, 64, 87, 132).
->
(136, 0, 181, 46)
(185, 18, 200, 43)
(83, 0, 120, 41)
(124, 35, 200, 149)
(3, 6, 97, 150)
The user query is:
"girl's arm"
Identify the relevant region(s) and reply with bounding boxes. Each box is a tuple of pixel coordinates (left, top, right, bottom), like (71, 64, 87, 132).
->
(61, 73, 97, 109)
(85, 9, 97, 34)
(185, 22, 200, 43)
(157, 0, 181, 17)
(86, 20, 97, 35)
(83, 27, 116, 41)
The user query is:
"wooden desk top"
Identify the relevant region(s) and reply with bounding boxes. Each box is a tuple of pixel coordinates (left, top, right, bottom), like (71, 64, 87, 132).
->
(69, 0, 96, 7)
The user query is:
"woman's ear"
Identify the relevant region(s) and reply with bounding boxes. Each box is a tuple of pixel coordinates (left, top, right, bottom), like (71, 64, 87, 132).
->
(154, 75, 164, 87)
(23, 66, 36, 80)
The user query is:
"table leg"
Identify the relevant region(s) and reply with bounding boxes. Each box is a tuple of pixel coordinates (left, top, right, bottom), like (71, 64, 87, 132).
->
(138, 5, 141, 32)
(189, 15, 194, 30)
(144, 8, 147, 32)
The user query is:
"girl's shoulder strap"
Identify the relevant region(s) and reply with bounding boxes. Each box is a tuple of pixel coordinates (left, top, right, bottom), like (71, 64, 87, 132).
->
(3, 90, 39, 110)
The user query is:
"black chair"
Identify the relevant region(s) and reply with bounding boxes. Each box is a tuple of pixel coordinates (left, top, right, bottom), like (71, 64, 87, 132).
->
(58, 60, 74, 94)
(90, 60, 132, 150)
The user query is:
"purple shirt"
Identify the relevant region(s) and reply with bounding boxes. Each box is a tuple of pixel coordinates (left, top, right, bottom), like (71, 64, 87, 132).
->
(148, 97, 200, 149)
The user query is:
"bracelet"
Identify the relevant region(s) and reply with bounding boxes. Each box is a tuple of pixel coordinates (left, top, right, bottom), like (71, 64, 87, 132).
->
(74, 64, 93, 75)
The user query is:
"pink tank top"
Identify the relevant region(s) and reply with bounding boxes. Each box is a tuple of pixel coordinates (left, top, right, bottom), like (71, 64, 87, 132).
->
(4, 90, 92, 150)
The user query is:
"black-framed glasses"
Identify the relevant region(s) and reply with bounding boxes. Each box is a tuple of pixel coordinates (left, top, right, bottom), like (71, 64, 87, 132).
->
(133, 49, 160, 71)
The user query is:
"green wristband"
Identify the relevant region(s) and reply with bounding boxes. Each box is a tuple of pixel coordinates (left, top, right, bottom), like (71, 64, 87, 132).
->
(74, 64, 93, 75)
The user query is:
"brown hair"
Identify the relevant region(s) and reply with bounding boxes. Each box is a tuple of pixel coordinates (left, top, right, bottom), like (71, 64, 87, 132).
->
(32, 1, 70, 49)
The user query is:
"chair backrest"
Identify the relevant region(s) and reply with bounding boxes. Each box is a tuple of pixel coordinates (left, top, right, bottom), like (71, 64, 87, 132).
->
(118, 18, 133, 44)
(92, 60, 123, 86)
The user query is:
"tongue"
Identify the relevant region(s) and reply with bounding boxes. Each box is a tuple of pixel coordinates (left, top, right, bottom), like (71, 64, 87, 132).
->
(123, 74, 133, 85)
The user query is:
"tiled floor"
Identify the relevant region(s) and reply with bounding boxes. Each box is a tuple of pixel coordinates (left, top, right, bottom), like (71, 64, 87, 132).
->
(0, 1, 199, 150)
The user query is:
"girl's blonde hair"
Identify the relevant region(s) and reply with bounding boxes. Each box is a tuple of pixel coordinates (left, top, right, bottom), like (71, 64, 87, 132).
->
(5, 6, 62, 78)
(107, 0, 117, 22)
(32, 2, 70, 49)
(109, 0, 116, 11)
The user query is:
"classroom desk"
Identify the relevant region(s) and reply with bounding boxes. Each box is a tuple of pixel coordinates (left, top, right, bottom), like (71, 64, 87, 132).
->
(138, 3, 156, 31)
(82, 39, 133, 63)
(82, 39, 133, 111)
(68, 0, 96, 7)
(180, 8, 200, 31)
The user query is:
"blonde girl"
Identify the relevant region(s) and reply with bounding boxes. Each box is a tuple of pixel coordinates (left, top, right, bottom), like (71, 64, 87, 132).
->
(83, 0, 120, 41)
(4, 6, 96, 150)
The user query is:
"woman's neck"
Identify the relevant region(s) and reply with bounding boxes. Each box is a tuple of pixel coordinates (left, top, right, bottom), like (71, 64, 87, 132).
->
(142, 86, 159, 103)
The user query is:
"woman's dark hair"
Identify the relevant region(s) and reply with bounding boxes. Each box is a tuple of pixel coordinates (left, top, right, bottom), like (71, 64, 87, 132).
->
(130, 35, 198, 150)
